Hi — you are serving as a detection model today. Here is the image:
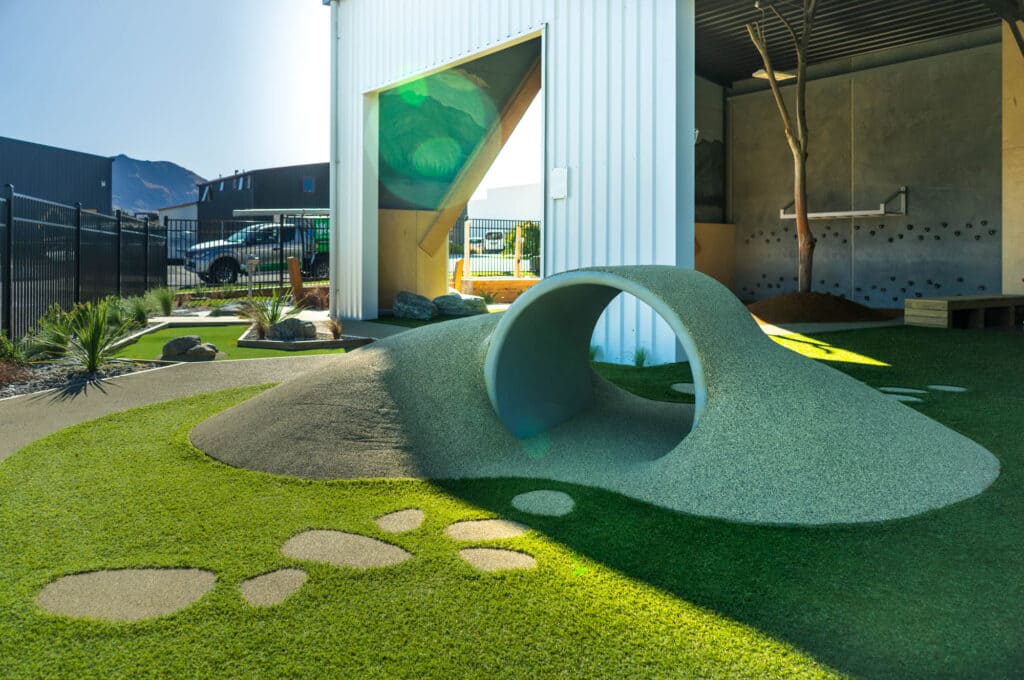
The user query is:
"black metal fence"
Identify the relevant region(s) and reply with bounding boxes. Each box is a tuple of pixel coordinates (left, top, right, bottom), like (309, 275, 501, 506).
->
(447, 216, 541, 279)
(1, 185, 166, 338)
(165, 217, 330, 290)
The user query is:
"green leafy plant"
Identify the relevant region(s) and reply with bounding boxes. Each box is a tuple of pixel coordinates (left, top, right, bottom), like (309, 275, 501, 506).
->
(0, 331, 27, 365)
(23, 303, 75, 362)
(241, 292, 304, 339)
(24, 300, 133, 372)
(124, 296, 152, 327)
(146, 287, 176, 316)
(503, 221, 541, 258)
(633, 346, 648, 368)
(479, 291, 496, 305)
(65, 300, 134, 373)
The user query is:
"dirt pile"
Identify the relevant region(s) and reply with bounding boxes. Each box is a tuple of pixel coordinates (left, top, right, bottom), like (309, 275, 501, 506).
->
(748, 291, 901, 324)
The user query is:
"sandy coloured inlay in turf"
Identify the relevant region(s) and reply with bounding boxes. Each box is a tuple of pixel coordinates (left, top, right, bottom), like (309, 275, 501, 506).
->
(240, 569, 307, 607)
(459, 548, 536, 572)
(281, 530, 411, 568)
(36, 568, 216, 622)
(375, 509, 425, 533)
(888, 394, 924, 403)
(878, 387, 928, 395)
(928, 385, 968, 393)
(670, 382, 696, 395)
(444, 519, 528, 541)
(512, 490, 575, 517)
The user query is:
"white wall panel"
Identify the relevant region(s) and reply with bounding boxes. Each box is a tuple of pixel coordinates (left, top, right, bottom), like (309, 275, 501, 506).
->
(330, 0, 695, 364)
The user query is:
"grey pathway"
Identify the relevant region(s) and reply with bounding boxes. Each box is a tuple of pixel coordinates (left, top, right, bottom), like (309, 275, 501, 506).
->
(0, 355, 342, 462)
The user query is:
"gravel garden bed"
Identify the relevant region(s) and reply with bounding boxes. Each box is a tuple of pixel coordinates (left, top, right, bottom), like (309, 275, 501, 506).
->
(0, 359, 166, 399)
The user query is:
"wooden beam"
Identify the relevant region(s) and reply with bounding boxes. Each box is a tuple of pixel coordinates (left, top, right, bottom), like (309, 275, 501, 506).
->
(418, 57, 542, 255)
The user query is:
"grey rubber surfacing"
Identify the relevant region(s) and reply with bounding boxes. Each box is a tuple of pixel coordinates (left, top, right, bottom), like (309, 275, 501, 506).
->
(192, 266, 999, 526)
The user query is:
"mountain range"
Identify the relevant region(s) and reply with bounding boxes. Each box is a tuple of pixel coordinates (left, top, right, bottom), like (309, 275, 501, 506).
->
(112, 154, 206, 213)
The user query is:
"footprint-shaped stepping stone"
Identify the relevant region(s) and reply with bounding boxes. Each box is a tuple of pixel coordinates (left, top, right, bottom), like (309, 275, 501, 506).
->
(459, 548, 536, 572)
(36, 568, 216, 622)
(512, 490, 575, 517)
(888, 394, 924, 403)
(928, 385, 968, 393)
(878, 387, 928, 395)
(670, 383, 695, 395)
(281, 530, 411, 568)
(375, 509, 425, 533)
(240, 569, 307, 607)
(445, 519, 528, 541)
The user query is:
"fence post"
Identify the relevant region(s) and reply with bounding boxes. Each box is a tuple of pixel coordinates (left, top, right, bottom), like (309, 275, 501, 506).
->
(513, 224, 523, 278)
(3, 184, 13, 338)
(278, 213, 285, 288)
(143, 217, 150, 291)
(463, 219, 472, 279)
(115, 210, 123, 297)
(74, 202, 82, 304)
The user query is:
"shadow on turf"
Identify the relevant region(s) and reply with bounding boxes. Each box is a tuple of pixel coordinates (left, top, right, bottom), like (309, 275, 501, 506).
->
(434, 475, 1022, 679)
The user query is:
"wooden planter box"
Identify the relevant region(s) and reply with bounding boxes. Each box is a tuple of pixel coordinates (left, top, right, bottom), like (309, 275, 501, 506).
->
(905, 295, 1024, 329)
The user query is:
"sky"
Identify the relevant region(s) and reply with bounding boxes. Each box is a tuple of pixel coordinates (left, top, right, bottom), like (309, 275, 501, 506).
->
(0, 0, 541, 194)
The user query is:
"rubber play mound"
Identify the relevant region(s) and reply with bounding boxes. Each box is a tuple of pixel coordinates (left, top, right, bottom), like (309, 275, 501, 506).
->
(191, 266, 999, 526)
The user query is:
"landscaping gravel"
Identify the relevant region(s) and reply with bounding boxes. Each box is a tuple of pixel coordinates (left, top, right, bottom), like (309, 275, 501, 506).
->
(0, 360, 165, 400)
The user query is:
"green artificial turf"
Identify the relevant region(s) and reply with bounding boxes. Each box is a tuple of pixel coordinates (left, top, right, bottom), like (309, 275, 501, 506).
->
(114, 324, 348, 361)
(1, 325, 1022, 677)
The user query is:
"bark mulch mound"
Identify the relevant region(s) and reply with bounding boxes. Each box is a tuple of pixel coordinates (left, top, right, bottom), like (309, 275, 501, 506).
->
(748, 291, 902, 324)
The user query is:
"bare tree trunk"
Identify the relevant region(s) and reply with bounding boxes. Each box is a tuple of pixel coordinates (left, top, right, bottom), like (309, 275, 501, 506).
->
(793, 152, 814, 291)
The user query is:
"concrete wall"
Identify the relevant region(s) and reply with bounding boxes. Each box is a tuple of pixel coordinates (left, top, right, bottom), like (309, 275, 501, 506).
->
(1004, 24, 1024, 295)
(729, 43, 1002, 306)
(330, 0, 695, 365)
(695, 77, 725, 223)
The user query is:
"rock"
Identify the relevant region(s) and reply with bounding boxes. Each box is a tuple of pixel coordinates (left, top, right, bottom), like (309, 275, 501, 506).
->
(160, 335, 201, 360)
(393, 291, 437, 320)
(184, 343, 219, 361)
(268, 317, 317, 341)
(433, 293, 488, 317)
(212, 301, 246, 317)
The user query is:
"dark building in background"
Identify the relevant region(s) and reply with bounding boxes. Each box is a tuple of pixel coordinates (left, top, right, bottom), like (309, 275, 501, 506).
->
(0, 136, 112, 213)
(196, 162, 329, 222)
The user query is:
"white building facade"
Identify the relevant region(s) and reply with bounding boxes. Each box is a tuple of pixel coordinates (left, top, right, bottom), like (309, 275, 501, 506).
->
(327, 0, 697, 364)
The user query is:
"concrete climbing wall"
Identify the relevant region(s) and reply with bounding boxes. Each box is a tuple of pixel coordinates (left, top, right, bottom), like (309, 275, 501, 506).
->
(728, 42, 1002, 306)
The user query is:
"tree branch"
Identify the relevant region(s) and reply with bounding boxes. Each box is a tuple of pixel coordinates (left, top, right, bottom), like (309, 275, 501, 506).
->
(745, 21, 800, 156)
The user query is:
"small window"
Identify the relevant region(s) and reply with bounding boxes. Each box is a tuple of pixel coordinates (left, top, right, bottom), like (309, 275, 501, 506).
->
(246, 175, 253, 190)
(200, 186, 211, 202)
(302, 176, 315, 193)
(218, 181, 225, 192)
(236, 176, 245, 191)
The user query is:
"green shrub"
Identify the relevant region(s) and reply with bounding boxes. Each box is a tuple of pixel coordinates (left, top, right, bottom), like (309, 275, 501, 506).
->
(0, 331, 27, 365)
(65, 300, 134, 373)
(23, 304, 74, 362)
(126, 296, 152, 327)
(633, 346, 648, 368)
(503, 221, 541, 258)
(146, 287, 176, 316)
(241, 292, 304, 339)
(24, 300, 132, 372)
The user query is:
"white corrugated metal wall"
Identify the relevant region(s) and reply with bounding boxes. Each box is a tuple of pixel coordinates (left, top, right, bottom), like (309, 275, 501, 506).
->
(329, 0, 695, 365)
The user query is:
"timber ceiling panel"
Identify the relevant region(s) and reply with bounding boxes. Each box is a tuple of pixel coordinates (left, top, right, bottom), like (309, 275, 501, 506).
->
(696, 0, 1001, 85)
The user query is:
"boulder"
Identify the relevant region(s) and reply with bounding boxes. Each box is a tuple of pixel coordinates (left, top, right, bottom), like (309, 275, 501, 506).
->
(268, 318, 317, 341)
(433, 293, 488, 317)
(211, 301, 246, 317)
(161, 335, 201, 360)
(183, 343, 219, 361)
(393, 291, 437, 320)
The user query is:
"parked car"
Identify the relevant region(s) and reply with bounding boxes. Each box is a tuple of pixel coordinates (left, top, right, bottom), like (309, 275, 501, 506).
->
(483, 230, 506, 253)
(185, 221, 329, 284)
